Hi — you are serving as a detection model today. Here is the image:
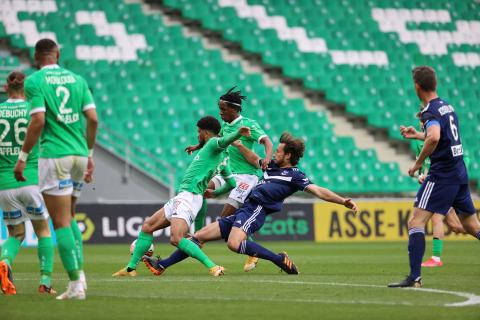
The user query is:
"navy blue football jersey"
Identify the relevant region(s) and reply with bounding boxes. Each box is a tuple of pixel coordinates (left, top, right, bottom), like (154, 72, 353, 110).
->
(420, 97, 468, 184)
(248, 161, 313, 212)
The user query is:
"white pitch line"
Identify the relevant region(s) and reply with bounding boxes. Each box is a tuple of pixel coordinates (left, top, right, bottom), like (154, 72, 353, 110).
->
(15, 277, 480, 307)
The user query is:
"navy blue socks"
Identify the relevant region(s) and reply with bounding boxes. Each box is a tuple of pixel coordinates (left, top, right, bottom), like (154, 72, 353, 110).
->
(408, 227, 425, 280)
(238, 240, 283, 267)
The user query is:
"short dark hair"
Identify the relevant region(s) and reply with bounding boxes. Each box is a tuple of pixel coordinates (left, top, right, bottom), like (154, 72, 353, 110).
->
(6, 71, 25, 92)
(35, 38, 58, 55)
(412, 66, 437, 92)
(197, 116, 221, 135)
(280, 132, 305, 166)
(219, 86, 246, 112)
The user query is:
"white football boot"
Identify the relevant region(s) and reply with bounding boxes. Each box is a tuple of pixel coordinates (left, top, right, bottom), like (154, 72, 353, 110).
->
(56, 280, 86, 300)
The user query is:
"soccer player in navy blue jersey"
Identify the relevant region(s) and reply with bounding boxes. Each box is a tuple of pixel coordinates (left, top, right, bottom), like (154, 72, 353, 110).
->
(389, 66, 480, 288)
(143, 132, 358, 275)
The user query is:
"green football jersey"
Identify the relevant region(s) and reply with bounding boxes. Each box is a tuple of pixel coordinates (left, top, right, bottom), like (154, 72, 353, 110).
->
(179, 137, 228, 195)
(24, 64, 96, 158)
(219, 116, 267, 175)
(0, 99, 39, 190)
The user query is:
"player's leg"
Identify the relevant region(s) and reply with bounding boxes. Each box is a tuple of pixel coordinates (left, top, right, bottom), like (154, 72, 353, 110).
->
(31, 219, 55, 294)
(113, 207, 170, 277)
(445, 209, 466, 234)
(0, 223, 24, 295)
(69, 156, 88, 287)
(145, 219, 226, 276)
(0, 189, 29, 295)
(169, 192, 224, 276)
(389, 207, 432, 287)
(170, 217, 223, 275)
(39, 157, 84, 299)
(21, 184, 56, 294)
(223, 174, 260, 271)
(0, 224, 24, 267)
(390, 180, 457, 288)
(194, 180, 215, 232)
(422, 213, 445, 267)
(225, 204, 298, 274)
(458, 214, 480, 240)
(452, 184, 480, 240)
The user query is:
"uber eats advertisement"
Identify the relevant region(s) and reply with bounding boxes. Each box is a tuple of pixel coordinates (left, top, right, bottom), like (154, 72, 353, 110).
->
(71, 203, 314, 244)
(1, 201, 479, 245)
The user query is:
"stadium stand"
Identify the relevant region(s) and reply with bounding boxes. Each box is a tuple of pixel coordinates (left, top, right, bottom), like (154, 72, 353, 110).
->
(160, 0, 480, 182)
(3, 0, 454, 193)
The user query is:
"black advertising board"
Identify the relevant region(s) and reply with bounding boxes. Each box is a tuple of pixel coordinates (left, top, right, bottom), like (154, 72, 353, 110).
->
(75, 203, 314, 243)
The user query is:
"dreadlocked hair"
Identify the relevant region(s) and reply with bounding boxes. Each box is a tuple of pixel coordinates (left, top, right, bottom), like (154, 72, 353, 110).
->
(219, 86, 247, 112)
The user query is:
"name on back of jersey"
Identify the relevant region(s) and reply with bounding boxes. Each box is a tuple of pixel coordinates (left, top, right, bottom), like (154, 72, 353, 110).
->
(438, 104, 454, 116)
(45, 74, 76, 85)
(0, 109, 27, 118)
(451, 144, 463, 157)
(56, 112, 80, 124)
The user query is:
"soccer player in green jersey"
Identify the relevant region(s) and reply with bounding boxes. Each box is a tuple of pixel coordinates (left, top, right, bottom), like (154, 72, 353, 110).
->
(13, 39, 98, 300)
(113, 116, 250, 277)
(406, 114, 466, 267)
(0, 71, 55, 295)
(185, 87, 273, 271)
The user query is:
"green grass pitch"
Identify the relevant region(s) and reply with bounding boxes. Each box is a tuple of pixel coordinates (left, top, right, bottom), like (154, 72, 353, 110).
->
(1, 241, 479, 320)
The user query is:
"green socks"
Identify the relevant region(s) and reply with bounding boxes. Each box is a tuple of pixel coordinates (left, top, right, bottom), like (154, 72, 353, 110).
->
(127, 232, 153, 270)
(55, 227, 79, 281)
(177, 238, 216, 269)
(432, 237, 443, 258)
(0, 236, 22, 266)
(71, 219, 84, 270)
(37, 237, 54, 287)
(194, 199, 207, 232)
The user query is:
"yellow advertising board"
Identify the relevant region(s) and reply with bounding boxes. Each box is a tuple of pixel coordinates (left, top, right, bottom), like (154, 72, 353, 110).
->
(314, 201, 480, 242)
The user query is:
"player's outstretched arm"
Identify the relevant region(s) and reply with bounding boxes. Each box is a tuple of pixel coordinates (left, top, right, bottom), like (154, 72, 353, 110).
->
(13, 112, 45, 181)
(232, 140, 261, 169)
(400, 125, 425, 141)
(217, 126, 251, 149)
(305, 184, 358, 213)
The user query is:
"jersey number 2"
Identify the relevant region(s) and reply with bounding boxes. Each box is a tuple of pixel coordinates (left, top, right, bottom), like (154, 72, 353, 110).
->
(0, 118, 27, 147)
(56, 86, 72, 114)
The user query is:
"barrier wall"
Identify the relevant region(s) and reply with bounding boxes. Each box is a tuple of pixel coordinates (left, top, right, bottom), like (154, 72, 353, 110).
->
(1, 201, 479, 246)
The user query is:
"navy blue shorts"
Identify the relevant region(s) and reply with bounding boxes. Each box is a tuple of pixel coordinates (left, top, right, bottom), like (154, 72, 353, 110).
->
(218, 201, 267, 240)
(414, 177, 475, 215)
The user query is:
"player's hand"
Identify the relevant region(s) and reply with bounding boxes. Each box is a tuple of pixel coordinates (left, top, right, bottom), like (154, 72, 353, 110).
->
(84, 157, 95, 183)
(13, 160, 27, 182)
(418, 173, 426, 184)
(400, 125, 419, 139)
(408, 161, 422, 177)
(232, 140, 243, 148)
(260, 157, 270, 170)
(343, 198, 358, 213)
(238, 126, 251, 137)
(185, 144, 200, 155)
(203, 189, 216, 199)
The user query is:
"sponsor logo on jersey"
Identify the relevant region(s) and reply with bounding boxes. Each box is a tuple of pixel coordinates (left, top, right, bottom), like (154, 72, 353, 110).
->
(451, 144, 463, 157)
